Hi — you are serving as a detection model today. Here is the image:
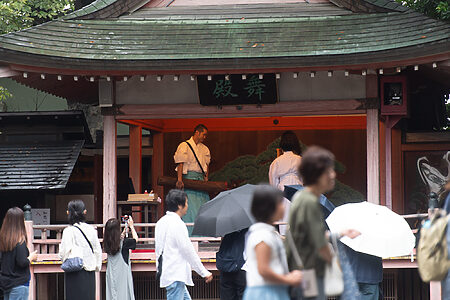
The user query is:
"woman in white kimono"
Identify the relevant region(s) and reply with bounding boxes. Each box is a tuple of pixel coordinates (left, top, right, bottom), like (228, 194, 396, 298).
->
(269, 131, 303, 234)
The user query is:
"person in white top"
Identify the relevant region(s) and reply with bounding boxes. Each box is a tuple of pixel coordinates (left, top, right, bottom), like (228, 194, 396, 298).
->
(155, 189, 213, 300)
(244, 186, 302, 300)
(173, 124, 211, 235)
(269, 131, 303, 235)
(59, 200, 102, 300)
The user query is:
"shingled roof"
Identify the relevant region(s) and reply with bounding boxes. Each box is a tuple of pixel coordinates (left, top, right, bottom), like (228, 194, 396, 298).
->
(0, 0, 448, 72)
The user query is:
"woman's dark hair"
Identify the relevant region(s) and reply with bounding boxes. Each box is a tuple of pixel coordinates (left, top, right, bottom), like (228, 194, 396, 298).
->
(298, 146, 335, 186)
(251, 185, 284, 223)
(165, 189, 188, 212)
(194, 124, 208, 135)
(280, 131, 302, 155)
(103, 218, 121, 256)
(0, 207, 27, 252)
(67, 200, 86, 225)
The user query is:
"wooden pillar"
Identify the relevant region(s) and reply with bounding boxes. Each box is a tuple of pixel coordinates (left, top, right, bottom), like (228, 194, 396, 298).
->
(94, 154, 103, 224)
(384, 116, 402, 209)
(129, 125, 142, 193)
(367, 109, 380, 204)
(25, 220, 35, 300)
(366, 74, 380, 204)
(429, 281, 442, 300)
(152, 131, 165, 217)
(103, 115, 117, 223)
(37, 274, 49, 300)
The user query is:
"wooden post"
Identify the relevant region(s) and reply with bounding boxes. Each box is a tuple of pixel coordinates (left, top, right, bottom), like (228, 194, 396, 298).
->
(94, 154, 103, 224)
(129, 125, 143, 224)
(103, 115, 117, 223)
(366, 74, 380, 205)
(384, 116, 402, 209)
(95, 271, 101, 300)
(25, 220, 35, 300)
(367, 108, 380, 204)
(152, 131, 165, 217)
(129, 125, 142, 193)
(429, 281, 442, 300)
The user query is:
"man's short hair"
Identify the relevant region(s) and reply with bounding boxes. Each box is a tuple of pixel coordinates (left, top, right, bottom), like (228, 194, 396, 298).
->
(165, 189, 188, 212)
(298, 146, 335, 186)
(194, 124, 208, 135)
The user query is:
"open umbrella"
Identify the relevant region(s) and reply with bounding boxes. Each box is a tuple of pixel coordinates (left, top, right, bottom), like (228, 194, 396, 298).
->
(326, 202, 415, 258)
(284, 185, 336, 219)
(191, 184, 257, 237)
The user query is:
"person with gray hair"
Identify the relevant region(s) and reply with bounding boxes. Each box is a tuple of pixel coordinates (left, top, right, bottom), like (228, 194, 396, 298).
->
(155, 190, 213, 300)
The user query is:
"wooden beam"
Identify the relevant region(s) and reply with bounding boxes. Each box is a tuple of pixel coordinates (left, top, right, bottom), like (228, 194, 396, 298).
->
(152, 131, 165, 218)
(129, 125, 142, 193)
(117, 100, 365, 120)
(103, 115, 117, 223)
(119, 115, 367, 132)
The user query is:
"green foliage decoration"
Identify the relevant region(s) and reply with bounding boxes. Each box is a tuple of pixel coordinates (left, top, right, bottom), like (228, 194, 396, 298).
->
(210, 137, 365, 206)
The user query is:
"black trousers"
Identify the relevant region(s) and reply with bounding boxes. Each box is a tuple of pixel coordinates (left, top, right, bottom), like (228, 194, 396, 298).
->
(220, 270, 246, 300)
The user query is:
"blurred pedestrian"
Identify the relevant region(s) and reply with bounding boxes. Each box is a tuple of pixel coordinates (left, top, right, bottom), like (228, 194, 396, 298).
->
(104, 216, 138, 300)
(287, 146, 360, 300)
(155, 189, 213, 300)
(59, 200, 102, 300)
(243, 186, 303, 300)
(0, 207, 37, 300)
(344, 246, 382, 300)
(217, 228, 248, 300)
(269, 131, 303, 235)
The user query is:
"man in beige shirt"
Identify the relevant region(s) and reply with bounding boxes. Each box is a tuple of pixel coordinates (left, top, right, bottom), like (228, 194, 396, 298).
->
(173, 124, 211, 234)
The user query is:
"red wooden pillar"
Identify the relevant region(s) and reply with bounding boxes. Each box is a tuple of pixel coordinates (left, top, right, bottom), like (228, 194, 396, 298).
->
(366, 74, 380, 204)
(103, 115, 117, 223)
(152, 131, 165, 217)
(129, 125, 142, 193)
(129, 125, 142, 223)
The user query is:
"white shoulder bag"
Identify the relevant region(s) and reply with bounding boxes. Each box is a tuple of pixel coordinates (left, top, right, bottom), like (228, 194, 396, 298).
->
(324, 234, 344, 296)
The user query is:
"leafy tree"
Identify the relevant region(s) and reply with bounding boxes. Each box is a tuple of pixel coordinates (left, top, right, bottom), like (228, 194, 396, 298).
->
(0, 0, 75, 35)
(397, 0, 449, 20)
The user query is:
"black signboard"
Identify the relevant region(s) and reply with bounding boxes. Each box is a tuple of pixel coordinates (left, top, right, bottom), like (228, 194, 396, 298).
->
(197, 74, 278, 106)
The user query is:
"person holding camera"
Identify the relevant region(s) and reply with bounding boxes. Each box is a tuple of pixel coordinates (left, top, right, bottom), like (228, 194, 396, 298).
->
(104, 216, 138, 300)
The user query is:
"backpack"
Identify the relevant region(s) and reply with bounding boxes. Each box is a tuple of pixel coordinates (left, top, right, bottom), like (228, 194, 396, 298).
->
(216, 228, 248, 273)
(417, 213, 450, 282)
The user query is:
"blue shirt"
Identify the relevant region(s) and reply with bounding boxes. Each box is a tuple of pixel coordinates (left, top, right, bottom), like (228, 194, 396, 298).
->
(343, 244, 383, 284)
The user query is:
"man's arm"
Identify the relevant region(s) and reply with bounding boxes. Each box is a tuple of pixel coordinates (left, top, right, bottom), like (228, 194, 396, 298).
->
(176, 163, 184, 189)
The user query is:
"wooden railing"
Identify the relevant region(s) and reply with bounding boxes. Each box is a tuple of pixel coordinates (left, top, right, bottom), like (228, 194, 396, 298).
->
(25, 213, 429, 300)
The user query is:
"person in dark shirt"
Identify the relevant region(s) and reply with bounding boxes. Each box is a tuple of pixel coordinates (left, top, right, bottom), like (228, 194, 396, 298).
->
(343, 245, 383, 300)
(0, 207, 37, 300)
(104, 216, 138, 300)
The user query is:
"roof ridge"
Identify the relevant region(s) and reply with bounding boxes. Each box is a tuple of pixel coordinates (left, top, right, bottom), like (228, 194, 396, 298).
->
(64, 0, 151, 20)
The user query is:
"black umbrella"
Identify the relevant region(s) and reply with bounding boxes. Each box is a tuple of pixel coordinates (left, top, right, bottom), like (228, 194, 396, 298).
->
(284, 185, 335, 219)
(191, 184, 257, 237)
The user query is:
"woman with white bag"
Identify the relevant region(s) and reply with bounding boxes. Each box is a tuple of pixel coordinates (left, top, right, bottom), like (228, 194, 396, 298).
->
(59, 200, 102, 300)
(287, 147, 360, 300)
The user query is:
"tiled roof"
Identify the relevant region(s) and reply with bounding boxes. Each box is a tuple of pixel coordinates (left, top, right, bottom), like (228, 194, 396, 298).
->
(0, 141, 83, 190)
(0, 0, 448, 71)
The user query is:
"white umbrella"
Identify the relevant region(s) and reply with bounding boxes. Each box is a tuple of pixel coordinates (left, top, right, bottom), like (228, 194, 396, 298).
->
(326, 202, 415, 258)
